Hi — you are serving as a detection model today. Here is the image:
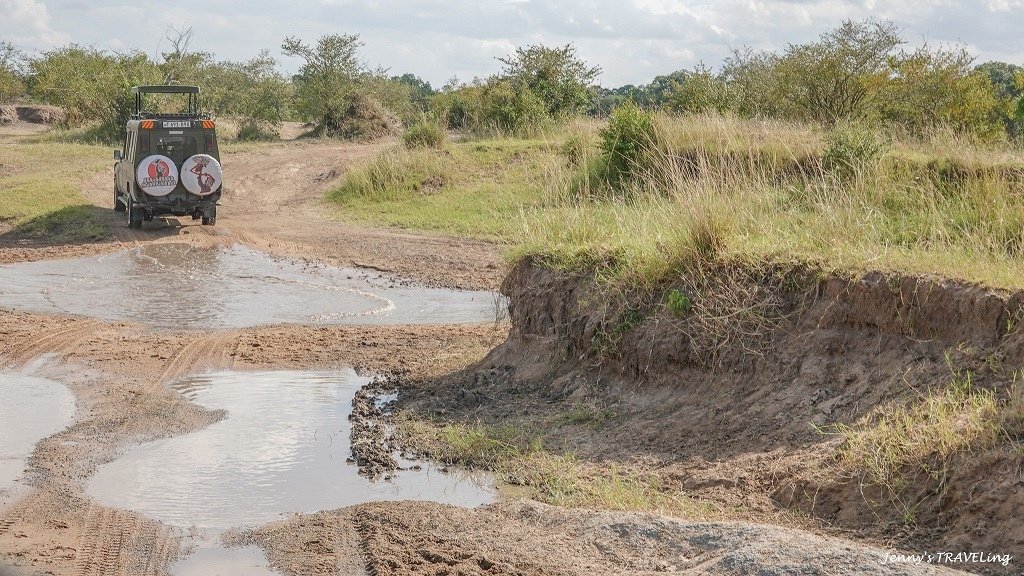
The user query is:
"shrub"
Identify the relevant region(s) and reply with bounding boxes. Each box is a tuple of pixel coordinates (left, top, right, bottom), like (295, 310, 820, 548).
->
(599, 101, 658, 186)
(236, 122, 279, 141)
(403, 119, 445, 149)
(822, 122, 887, 178)
(480, 78, 549, 136)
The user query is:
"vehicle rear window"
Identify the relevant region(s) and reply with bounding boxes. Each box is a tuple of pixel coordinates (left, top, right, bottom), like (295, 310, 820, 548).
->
(152, 134, 200, 164)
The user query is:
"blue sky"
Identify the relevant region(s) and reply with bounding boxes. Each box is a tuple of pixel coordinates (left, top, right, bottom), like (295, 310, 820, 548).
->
(2, 0, 1023, 87)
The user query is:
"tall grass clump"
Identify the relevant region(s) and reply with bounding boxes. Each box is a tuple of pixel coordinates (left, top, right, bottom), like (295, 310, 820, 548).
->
(329, 145, 450, 202)
(522, 112, 1024, 289)
(403, 117, 446, 149)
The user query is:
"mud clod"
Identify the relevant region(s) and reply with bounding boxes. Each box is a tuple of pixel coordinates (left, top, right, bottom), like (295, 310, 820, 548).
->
(349, 371, 405, 479)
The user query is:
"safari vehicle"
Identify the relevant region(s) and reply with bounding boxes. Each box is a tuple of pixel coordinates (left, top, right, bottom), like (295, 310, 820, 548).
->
(113, 85, 222, 228)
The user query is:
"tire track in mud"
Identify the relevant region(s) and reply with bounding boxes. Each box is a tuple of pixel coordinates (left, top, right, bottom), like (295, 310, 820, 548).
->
(0, 319, 103, 368)
(151, 330, 237, 390)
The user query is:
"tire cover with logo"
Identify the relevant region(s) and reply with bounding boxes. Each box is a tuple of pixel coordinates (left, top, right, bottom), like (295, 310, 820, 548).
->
(180, 154, 223, 196)
(135, 155, 179, 197)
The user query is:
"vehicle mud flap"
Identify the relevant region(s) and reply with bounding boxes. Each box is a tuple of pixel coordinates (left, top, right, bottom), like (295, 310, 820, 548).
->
(127, 198, 144, 229)
(201, 205, 216, 226)
(114, 183, 126, 212)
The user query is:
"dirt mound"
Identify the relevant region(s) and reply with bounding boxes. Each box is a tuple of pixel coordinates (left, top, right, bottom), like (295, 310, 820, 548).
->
(326, 93, 401, 141)
(248, 500, 970, 575)
(14, 105, 65, 125)
(404, 257, 1024, 575)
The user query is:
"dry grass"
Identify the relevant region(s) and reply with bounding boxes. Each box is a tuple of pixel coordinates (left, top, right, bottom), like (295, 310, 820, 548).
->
(394, 415, 716, 518)
(831, 369, 1024, 492)
(514, 114, 1024, 289)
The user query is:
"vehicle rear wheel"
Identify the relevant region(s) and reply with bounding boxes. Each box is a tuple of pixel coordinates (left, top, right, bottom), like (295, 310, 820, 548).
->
(114, 183, 126, 212)
(201, 206, 216, 226)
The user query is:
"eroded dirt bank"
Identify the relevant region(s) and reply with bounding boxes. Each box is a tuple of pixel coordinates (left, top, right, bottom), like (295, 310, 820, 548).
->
(396, 257, 1023, 575)
(0, 126, 1009, 575)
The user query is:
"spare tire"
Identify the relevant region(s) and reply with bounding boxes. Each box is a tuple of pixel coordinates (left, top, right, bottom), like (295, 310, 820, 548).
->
(180, 154, 223, 196)
(135, 155, 179, 197)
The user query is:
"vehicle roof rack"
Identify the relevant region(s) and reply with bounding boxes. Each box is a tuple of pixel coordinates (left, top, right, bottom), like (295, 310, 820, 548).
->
(133, 85, 200, 94)
(131, 85, 203, 119)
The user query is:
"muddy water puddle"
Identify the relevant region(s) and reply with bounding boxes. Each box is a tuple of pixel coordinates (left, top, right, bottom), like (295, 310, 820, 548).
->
(171, 542, 279, 576)
(0, 374, 76, 492)
(0, 243, 502, 329)
(86, 370, 495, 530)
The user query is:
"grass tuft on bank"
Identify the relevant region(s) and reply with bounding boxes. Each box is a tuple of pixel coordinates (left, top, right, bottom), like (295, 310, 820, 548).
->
(395, 415, 715, 517)
(830, 368, 1024, 492)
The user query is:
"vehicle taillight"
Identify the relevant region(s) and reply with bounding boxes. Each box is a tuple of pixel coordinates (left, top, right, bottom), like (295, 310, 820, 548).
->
(201, 120, 215, 129)
(205, 134, 214, 153)
(140, 120, 154, 129)
(139, 134, 150, 154)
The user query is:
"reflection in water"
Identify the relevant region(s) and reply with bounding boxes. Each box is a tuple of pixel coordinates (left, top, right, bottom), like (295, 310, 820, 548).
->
(86, 370, 495, 530)
(0, 244, 503, 329)
(0, 374, 76, 491)
(171, 543, 279, 576)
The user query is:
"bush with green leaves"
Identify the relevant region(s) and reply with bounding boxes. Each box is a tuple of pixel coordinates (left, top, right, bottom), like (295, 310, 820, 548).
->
(599, 101, 658, 186)
(0, 41, 25, 103)
(665, 65, 732, 114)
(236, 121, 279, 141)
(28, 45, 161, 141)
(498, 44, 601, 118)
(822, 122, 887, 178)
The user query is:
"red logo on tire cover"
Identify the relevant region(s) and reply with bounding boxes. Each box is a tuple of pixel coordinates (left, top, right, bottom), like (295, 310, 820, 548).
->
(148, 159, 170, 179)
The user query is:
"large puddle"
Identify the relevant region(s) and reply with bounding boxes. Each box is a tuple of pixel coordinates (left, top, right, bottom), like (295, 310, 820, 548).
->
(170, 542, 279, 576)
(0, 374, 76, 492)
(86, 370, 495, 531)
(0, 244, 501, 329)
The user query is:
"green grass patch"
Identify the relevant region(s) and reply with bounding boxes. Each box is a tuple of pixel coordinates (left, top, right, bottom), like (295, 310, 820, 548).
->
(0, 140, 111, 242)
(327, 137, 564, 238)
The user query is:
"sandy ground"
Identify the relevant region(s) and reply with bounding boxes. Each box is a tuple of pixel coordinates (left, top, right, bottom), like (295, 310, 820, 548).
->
(0, 124, 982, 576)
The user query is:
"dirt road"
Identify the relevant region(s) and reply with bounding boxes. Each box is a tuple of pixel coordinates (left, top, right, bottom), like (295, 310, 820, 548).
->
(0, 128, 982, 575)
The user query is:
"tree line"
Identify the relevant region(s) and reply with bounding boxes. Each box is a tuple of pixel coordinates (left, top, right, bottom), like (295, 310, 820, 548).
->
(1, 19, 1023, 142)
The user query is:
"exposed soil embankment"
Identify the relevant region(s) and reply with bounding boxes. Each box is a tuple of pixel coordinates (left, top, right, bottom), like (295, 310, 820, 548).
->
(0, 105, 65, 126)
(404, 257, 1024, 575)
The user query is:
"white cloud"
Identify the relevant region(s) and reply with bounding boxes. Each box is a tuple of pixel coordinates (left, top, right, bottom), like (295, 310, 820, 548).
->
(3, 0, 1023, 86)
(0, 0, 69, 47)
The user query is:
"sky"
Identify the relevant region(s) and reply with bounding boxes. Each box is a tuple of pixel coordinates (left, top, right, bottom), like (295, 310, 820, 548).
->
(2, 0, 1023, 88)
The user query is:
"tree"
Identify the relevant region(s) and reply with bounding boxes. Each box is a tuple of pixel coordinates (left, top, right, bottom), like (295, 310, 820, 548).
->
(880, 45, 1005, 139)
(665, 65, 731, 114)
(773, 19, 902, 123)
(282, 33, 368, 133)
(392, 73, 435, 109)
(721, 47, 788, 118)
(498, 44, 601, 118)
(29, 45, 161, 138)
(0, 41, 26, 102)
(975, 61, 1023, 100)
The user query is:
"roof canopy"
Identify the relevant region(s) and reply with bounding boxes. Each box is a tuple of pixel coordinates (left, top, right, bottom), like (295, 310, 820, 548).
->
(133, 85, 200, 95)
